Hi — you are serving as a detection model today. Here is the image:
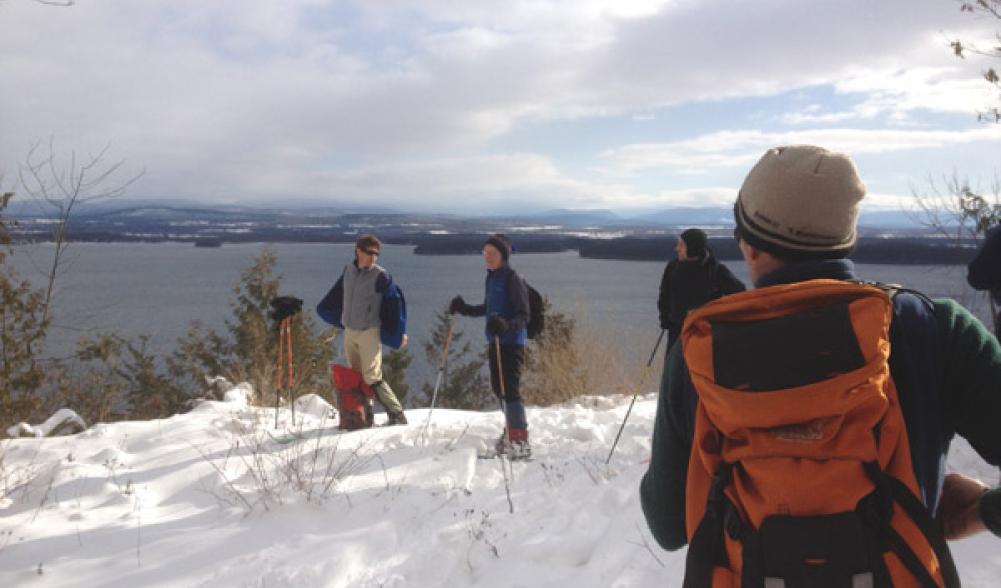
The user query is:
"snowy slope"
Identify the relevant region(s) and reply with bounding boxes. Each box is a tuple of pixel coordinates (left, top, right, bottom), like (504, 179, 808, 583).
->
(1, 388, 999, 587)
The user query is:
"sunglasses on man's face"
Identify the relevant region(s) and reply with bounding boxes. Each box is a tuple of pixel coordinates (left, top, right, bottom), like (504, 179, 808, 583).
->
(363, 249, 380, 256)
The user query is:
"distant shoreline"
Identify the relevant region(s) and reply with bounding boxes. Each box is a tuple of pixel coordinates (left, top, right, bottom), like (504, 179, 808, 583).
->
(11, 234, 977, 265)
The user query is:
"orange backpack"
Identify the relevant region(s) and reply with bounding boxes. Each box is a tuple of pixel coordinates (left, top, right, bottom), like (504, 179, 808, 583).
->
(681, 280, 959, 588)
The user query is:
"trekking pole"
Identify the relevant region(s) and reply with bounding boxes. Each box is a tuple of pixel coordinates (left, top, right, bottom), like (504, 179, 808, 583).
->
(285, 319, 295, 424)
(605, 329, 667, 464)
(275, 317, 287, 430)
(494, 335, 515, 514)
(268, 296, 303, 430)
(422, 318, 455, 445)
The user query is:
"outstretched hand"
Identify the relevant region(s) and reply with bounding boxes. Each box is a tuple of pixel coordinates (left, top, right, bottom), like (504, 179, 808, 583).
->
(449, 295, 466, 315)
(938, 472, 989, 540)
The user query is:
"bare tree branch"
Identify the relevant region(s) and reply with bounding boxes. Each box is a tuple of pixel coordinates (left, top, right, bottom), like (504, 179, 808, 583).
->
(952, 1, 1001, 122)
(17, 138, 144, 325)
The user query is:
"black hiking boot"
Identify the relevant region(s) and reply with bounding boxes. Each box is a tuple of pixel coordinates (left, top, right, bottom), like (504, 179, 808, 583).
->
(386, 411, 408, 426)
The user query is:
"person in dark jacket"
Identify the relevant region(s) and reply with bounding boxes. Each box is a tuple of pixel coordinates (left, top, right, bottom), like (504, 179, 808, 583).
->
(449, 234, 532, 459)
(967, 224, 1001, 339)
(657, 227, 745, 351)
(641, 145, 1001, 578)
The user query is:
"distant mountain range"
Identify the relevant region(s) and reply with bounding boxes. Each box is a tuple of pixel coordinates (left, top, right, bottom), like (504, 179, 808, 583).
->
(6, 199, 932, 235)
(5, 199, 971, 264)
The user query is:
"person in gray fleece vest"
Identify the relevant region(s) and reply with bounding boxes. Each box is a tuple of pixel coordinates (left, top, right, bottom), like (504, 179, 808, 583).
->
(341, 234, 408, 425)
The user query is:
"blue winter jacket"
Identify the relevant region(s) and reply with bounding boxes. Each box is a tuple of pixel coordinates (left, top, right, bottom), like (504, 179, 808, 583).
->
(463, 264, 529, 346)
(316, 266, 408, 350)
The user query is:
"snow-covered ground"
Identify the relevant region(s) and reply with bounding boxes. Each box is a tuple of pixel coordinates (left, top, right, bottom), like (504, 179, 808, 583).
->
(1, 388, 999, 587)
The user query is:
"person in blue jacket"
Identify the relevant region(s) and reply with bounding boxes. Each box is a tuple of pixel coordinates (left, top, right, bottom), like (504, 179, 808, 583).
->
(449, 234, 532, 459)
(316, 234, 409, 425)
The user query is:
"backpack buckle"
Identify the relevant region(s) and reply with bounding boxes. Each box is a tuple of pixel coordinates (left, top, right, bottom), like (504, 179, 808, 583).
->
(707, 462, 734, 516)
(724, 501, 743, 541)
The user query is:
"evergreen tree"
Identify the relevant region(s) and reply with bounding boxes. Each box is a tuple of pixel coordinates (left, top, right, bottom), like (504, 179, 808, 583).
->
(170, 248, 334, 406)
(74, 334, 187, 421)
(422, 307, 491, 410)
(0, 191, 48, 427)
(383, 346, 413, 406)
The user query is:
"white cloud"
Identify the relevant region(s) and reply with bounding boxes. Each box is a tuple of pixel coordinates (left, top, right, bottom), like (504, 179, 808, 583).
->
(603, 126, 1001, 172)
(172, 152, 647, 214)
(0, 0, 997, 212)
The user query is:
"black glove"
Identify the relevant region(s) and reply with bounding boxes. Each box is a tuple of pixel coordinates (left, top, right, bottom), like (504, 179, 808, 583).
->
(449, 295, 467, 315)
(269, 296, 304, 322)
(486, 314, 509, 336)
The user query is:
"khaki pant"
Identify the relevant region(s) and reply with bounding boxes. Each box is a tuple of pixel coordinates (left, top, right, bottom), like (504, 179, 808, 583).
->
(344, 327, 384, 385)
(344, 327, 403, 415)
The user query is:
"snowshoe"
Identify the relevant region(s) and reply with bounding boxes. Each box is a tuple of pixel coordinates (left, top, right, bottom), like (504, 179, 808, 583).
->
(480, 429, 532, 460)
(477, 442, 532, 461)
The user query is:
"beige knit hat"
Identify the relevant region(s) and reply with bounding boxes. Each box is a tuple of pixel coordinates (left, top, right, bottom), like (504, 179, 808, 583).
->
(734, 145, 866, 260)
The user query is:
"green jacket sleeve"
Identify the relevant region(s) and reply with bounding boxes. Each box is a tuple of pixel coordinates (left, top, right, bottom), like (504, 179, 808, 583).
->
(936, 299, 1001, 537)
(936, 299, 1001, 466)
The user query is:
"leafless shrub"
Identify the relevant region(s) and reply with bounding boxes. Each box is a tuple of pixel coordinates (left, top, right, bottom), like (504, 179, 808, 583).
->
(194, 414, 374, 515)
(0, 440, 49, 504)
(523, 305, 639, 406)
(910, 172, 1001, 327)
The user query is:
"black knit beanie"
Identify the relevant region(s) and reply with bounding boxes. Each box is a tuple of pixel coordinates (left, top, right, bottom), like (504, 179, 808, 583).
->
(484, 234, 511, 261)
(680, 228, 708, 259)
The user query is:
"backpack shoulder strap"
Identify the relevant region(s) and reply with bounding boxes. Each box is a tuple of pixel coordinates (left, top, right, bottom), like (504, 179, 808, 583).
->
(849, 279, 936, 314)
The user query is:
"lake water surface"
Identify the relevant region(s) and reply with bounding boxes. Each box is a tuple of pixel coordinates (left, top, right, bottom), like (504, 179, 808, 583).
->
(9, 242, 988, 393)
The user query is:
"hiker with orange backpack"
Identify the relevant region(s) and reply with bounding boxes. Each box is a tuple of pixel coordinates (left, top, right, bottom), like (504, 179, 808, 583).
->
(449, 234, 532, 460)
(641, 145, 1001, 587)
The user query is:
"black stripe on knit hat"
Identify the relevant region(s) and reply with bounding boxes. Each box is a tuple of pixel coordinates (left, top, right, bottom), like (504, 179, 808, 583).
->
(734, 199, 855, 261)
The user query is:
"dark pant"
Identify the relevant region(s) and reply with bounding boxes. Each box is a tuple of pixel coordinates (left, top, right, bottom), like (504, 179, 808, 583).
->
(488, 343, 527, 430)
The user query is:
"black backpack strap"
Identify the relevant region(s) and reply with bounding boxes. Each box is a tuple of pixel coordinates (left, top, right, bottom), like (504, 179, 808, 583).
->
(683, 461, 734, 588)
(852, 279, 936, 315)
(886, 476, 961, 588)
(863, 462, 961, 588)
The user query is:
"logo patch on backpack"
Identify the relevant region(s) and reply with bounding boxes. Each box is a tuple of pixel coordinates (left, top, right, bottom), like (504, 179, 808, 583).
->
(771, 419, 828, 442)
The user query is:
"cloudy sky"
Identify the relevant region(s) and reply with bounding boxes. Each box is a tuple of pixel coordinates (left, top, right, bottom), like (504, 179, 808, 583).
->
(2, 0, 1000, 214)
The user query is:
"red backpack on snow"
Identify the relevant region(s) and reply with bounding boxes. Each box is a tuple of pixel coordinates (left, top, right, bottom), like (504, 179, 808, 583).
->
(331, 364, 374, 430)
